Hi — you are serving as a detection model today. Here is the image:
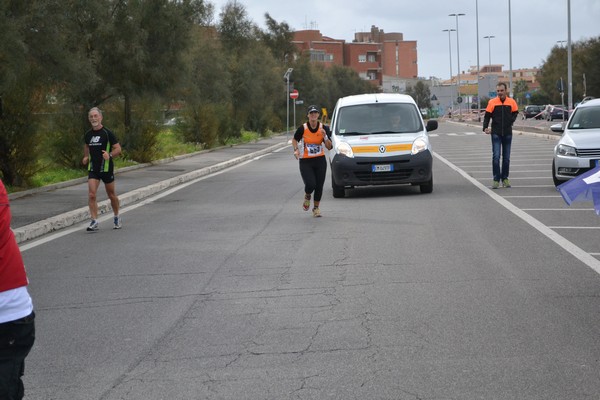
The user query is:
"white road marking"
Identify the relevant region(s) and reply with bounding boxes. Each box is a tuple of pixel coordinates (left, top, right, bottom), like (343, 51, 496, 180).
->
(503, 195, 562, 198)
(434, 151, 600, 276)
(523, 208, 593, 211)
(549, 226, 600, 229)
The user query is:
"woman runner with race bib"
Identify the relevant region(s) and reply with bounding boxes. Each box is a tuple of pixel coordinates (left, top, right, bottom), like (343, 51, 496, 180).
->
(292, 105, 333, 217)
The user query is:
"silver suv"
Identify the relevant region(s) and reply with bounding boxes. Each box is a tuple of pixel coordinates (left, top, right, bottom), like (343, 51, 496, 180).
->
(551, 98, 600, 186)
(327, 93, 438, 198)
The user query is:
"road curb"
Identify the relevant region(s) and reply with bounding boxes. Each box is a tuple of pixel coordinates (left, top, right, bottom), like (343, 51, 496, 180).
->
(14, 140, 289, 244)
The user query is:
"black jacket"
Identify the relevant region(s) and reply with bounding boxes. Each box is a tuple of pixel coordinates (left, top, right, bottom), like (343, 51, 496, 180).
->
(483, 96, 519, 135)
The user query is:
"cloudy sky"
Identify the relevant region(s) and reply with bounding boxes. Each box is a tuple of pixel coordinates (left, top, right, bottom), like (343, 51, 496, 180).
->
(208, 0, 598, 80)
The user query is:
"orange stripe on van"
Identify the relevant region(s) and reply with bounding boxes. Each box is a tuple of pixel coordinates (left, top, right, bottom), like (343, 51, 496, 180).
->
(352, 144, 411, 153)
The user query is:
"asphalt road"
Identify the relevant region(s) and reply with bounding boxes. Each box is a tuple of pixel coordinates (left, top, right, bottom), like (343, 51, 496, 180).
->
(19, 121, 600, 399)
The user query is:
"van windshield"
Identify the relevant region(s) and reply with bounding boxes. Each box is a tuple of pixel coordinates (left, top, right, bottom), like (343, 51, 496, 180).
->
(335, 103, 423, 135)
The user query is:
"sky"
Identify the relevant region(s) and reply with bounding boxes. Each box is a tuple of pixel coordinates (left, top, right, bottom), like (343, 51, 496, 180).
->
(207, 0, 599, 80)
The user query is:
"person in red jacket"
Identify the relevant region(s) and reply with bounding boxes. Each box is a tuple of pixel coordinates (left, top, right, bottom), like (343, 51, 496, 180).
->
(0, 179, 35, 400)
(483, 82, 519, 189)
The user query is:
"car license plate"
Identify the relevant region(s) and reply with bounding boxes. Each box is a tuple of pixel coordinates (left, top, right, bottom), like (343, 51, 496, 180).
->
(372, 164, 393, 172)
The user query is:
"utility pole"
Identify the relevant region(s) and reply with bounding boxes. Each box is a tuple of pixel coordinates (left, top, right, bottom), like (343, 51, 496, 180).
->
(283, 68, 293, 134)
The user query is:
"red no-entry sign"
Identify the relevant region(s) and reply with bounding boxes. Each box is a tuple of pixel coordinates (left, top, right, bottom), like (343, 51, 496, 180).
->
(290, 89, 299, 99)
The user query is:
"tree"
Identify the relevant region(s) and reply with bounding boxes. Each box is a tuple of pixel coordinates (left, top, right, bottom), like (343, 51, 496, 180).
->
(538, 37, 600, 105)
(177, 25, 233, 146)
(218, 1, 256, 56)
(217, 1, 283, 137)
(405, 81, 432, 109)
(324, 65, 377, 111)
(258, 13, 297, 64)
(574, 37, 600, 99)
(0, 0, 71, 185)
(513, 79, 529, 106)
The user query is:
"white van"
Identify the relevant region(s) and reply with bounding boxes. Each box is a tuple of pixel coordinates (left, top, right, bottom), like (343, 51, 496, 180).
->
(327, 93, 438, 198)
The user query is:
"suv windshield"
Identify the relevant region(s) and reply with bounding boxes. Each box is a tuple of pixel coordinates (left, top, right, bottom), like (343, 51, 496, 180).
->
(567, 106, 600, 130)
(335, 103, 423, 135)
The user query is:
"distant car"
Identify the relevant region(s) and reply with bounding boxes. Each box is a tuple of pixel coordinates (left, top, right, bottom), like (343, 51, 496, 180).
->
(327, 93, 438, 198)
(163, 117, 183, 126)
(547, 105, 569, 121)
(551, 98, 600, 186)
(522, 105, 544, 119)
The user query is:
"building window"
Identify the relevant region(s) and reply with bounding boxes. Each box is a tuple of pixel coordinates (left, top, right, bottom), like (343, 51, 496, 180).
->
(358, 54, 367, 63)
(310, 50, 333, 62)
(367, 53, 376, 62)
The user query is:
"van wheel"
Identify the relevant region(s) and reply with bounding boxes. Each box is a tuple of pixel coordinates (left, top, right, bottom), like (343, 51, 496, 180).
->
(420, 177, 433, 194)
(332, 178, 345, 198)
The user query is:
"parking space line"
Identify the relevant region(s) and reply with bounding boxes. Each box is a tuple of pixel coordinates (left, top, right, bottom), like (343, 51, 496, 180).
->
(548, 226, 600, 230)
(503, 185, 555, 188)
(434, 151, 600, 276)
(523, 208, 592, 211)
(461, 166, 550, 168)
(503, 195, 562, 198)
(466, 171, 550, 174)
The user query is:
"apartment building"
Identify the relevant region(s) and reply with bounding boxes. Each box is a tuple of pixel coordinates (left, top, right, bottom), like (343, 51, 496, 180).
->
(292, 25, 418, 89)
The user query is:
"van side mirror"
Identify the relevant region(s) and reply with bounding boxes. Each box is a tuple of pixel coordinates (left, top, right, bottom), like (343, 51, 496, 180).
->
(426, 120, 438, 132)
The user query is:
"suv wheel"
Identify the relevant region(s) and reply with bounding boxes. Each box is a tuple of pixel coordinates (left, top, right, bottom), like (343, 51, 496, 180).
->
(332, 178, 345, 198)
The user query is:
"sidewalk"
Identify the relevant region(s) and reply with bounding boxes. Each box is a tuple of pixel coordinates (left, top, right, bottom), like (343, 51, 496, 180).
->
(10, 134, 290, 244)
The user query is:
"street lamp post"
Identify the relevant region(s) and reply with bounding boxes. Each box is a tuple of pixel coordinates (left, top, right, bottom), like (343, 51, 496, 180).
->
(476, 0, 481, 121)
(449, 13, 465, 118)
(484, 35, 495, 69)
(508, 0, 513, 97)
(442, 29, 455, 118)
(283, 68, 293, 134)
(567, 0, 573, 111)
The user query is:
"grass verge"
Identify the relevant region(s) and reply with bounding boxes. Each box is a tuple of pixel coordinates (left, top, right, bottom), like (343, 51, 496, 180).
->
(7, 128, 272, 194)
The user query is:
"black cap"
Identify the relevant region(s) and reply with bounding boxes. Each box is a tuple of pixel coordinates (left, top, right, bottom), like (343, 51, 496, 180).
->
(307, 105, 319, 113)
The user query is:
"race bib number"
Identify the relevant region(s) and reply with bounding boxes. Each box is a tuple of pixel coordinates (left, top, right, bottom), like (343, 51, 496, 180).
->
(306, 144, 323, 156)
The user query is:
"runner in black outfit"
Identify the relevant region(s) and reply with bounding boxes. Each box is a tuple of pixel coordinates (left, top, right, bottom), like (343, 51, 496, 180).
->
(82, 107, 122, 231)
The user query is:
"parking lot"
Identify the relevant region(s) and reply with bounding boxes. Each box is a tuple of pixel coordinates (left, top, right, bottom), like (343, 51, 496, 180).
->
(431, 120, 600, 265)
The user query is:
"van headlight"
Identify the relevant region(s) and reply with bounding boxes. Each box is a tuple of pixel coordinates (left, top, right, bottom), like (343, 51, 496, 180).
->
(556, 144, 576, 157)
(336, 142, 354, 158)
(412, 138, 428, 155)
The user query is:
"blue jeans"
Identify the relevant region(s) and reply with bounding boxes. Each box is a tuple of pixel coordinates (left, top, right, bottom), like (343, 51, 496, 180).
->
(491, 133, 512, 181)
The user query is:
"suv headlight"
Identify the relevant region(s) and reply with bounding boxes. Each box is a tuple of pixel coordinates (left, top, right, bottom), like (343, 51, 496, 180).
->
(556, 144, 576, 157)
(412, 138, 428, 155)
(336, 141, 354, 158)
